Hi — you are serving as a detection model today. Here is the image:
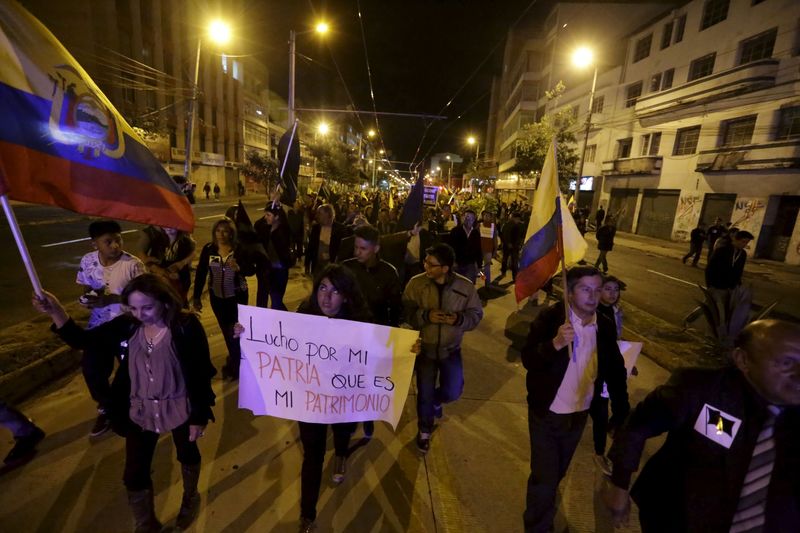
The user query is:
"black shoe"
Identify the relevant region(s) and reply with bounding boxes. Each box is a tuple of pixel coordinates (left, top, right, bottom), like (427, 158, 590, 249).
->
(434, 404, 443, 419)
(362, 421, 374, 439)
(89, 412, 111, 438)
(4, 427, 45, 465)
(416, 432, 431, 455)
(682, 257, 687, 264)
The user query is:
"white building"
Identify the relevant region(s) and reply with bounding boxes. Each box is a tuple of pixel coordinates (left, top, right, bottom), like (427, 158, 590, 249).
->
(491, 0, 800, 264)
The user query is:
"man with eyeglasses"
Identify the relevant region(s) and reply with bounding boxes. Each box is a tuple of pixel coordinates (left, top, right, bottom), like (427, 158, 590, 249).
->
(402, 243, 483, 454)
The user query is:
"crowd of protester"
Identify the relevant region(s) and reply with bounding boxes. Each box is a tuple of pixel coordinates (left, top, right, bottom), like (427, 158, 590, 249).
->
(4, 184, 796, 533)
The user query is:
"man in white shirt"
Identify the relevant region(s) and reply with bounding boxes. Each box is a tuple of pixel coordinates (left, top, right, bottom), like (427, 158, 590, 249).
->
(520, 266, 630, 532)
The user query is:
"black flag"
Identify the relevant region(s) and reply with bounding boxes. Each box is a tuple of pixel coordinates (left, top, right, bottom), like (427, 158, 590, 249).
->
(398, 175, 424, 231)
(278, 124, 300, 205)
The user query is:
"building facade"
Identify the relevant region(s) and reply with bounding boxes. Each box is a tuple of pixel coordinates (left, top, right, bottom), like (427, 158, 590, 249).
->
(21, 0, 280, 196)
(490, 0, 800, 264)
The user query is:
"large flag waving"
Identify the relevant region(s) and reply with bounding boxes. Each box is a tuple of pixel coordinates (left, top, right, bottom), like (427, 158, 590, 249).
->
(515, 141, 587, 303)
(397, 175, 424, 231)
(0, 2, 194, 231)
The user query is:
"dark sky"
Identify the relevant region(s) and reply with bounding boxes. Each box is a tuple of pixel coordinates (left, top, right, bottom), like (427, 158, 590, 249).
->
(231, 0, 540, 171)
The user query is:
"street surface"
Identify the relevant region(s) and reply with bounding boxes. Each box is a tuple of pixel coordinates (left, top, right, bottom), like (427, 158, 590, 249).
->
(0, 258, 670, 532)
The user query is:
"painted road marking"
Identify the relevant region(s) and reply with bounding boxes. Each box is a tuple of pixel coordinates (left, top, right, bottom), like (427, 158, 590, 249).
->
(646, 269, 695, 287)
(42, 229, 138, 248)
(198, 214, 224, 220)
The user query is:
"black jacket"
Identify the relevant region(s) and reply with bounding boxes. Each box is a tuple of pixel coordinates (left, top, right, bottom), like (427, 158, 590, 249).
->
(305, 221, 347, 272)
(705, 244, 747, 290)
(520, 303, 629, 422)
(448, 225, 483, 266)
(690, 227, 706, 245)
(608, 366, 800, 532)
(596, 224, 616, 251)
(55, 314, 216, 435)
(254, 218, 293, 268)
(342, 258, 403, 327)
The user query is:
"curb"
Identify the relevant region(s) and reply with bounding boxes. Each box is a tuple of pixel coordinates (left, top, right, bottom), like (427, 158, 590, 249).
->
(0, 345, 81, 404)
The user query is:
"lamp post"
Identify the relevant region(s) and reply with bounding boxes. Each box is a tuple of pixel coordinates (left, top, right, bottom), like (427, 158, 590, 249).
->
(288, 22, 328, 126)
(572, 46, 598, 209)
(184, 20, 230, 185)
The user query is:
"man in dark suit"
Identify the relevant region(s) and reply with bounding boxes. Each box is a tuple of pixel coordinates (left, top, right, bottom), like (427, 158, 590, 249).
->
(604, 319, 800, 532)
(521, 266, 630, 532)
(304, 204, 346, 276)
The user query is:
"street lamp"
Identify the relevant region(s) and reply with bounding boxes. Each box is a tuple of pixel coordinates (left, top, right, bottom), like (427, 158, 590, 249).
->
(184, 19, 231, 185)
(288, 21, 329, 126)
(317, 122, 330, 136)
(467, 135, 479, 160)
(572, 46, 598, 209)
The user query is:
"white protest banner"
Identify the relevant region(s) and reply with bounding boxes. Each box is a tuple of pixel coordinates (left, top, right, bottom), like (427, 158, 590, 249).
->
(237, 305, 419, 429)
(618, 340, 643, 375)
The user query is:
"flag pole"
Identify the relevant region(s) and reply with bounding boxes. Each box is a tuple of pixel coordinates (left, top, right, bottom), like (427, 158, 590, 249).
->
(1, 195, 43, 297)
(555, 197, 573, 360)
(279, 119, 299, 180)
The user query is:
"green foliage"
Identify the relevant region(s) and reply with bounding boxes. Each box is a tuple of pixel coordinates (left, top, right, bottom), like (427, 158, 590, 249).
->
(243, 151, 279, 193)
(513, 107, 579, 191)
(463, 194, 499, 216)
(695, 284, 777, 362)
(310, 138, 361, 185)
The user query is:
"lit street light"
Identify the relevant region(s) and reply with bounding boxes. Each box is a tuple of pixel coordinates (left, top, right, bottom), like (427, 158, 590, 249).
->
(572, 45, 598, 209)
(185, 19, 231, 185)
(317, 122, 330, 135)
(467, 135, 479, 160)
(288, 21, 329, 126)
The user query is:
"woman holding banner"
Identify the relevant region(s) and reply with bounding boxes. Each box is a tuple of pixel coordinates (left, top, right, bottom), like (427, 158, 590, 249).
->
(32, 274, 216, 533)
(296, 264, 371, 532)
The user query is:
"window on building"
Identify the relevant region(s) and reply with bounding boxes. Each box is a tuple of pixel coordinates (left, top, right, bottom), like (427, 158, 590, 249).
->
(739, 28, 777, 65)
(633, 34, 653, 63)
(776, 106, 800, 140)
(641, 132, 662, 156)
(661, 21, 674, 49)
(586, 144, 597, 163)
(650, 72, 662, 92)
(673, 126, 701, 155)
(674, 14, 687, 43)
(591, 95, 605, 114)
(701, 0, 730, 30)
(661, 68, 675, 90)
(721, 115, 757, 146)
(626, 81, 643, 108)
(688, 53, 716, 81)
(617, 138, 633, 158)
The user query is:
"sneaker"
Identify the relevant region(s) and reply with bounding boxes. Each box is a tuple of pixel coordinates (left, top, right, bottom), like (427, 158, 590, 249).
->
(416, 432, 431, 455)
(362, 421, 374, 439)
(89, 411, 111, 438)
(298, 517, 316, 533)
(433, 404, 443, 419)
(593, 454, 612, 476)
(4, 427, 45, 465)
(332, 455, 346, 484)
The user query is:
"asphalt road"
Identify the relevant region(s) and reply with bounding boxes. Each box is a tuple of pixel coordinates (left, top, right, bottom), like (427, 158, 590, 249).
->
(0, 196, 269, 330)
(582, 233, 799, 326)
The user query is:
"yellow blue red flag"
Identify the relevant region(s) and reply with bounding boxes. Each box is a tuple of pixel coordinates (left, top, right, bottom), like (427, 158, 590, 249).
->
(515, 141, 587, 302)
(0, 2, 194, 231)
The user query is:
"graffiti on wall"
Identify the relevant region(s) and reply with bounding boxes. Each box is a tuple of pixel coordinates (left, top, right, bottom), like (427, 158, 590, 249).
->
(730, 198, 766, 235)
(673, 194, 702, 240)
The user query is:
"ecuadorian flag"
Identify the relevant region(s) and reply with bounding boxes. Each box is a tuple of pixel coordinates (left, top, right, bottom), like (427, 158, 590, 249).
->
(0, 2, 193, 231)
(515, 141, 587, 302)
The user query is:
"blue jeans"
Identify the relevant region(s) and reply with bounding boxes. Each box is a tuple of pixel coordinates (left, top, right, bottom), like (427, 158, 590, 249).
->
(415, 349, 464, 433)
(0, 401, 39, 439)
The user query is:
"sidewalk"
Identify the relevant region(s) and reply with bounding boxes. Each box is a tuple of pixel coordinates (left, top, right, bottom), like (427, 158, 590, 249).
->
(0, 267, 668, 532)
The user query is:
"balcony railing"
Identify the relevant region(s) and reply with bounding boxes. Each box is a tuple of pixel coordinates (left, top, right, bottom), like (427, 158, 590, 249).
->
(634, 59, 779, 120)
(695, 139, 800, 172)
(601, 155, 662, 176)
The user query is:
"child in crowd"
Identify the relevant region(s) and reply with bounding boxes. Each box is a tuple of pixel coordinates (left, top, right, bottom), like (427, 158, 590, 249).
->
(589, 275, 635, 475)
(77, 220, 145, 437)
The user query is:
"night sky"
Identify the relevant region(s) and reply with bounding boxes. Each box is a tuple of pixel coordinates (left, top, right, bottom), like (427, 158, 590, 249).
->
(230, 0, 541, 172)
